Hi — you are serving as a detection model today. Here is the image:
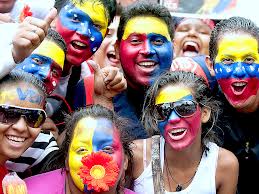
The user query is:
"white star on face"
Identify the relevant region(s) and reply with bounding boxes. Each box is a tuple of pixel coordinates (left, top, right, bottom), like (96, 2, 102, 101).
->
(226, 67, 232, 73)
(250, 66, 255, 71)
(31, 64, 35, 68)
(52, 81, 56, 87)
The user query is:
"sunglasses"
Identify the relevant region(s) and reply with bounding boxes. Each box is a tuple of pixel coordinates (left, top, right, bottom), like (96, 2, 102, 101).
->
(155, 100, 198, 121)
(0, 104, 47, 128)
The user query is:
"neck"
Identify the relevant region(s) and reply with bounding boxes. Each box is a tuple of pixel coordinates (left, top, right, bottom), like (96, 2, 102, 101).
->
(62, 60, 73, 77)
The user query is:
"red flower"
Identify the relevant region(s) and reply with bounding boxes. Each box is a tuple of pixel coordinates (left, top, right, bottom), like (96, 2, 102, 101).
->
(19, 5, 33, 22)
(78, 151, 119, 192)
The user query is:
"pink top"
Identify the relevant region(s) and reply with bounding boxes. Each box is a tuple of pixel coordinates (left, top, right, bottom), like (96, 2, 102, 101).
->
(25, 169, 136, 194)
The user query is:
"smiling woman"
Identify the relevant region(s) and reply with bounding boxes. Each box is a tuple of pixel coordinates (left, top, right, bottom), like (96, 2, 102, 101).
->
(0, 70, 46, 191)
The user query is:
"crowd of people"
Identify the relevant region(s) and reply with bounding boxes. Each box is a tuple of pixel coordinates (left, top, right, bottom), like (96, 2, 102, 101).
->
(0, 0, 258, 194)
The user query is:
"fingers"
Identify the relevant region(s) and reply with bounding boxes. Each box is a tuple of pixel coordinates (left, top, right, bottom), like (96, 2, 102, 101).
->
(108, 77, 127, 91)
(87, 60, 101, 73)
(44, 8, 58, 26)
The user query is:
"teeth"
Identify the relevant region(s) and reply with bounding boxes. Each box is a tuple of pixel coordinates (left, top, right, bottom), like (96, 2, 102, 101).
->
(233, 82, 246, 87)
(170, 128, 186, 134)
(73, 41, 86, 47)
(138, 62, 156, 67)
(6, 135, 25, 142)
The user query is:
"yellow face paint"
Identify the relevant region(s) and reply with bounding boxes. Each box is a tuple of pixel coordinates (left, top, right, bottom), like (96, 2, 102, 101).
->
(122, 16, 171, 41)
(73, 0, 108, 37)
(33, 40, 65, 69)
(155, 85, 191, 105)
(215, 34, 259, 63)
(68, 117, 96, 191)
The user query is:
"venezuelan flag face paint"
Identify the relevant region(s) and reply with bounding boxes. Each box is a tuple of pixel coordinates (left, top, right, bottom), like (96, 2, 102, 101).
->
(68, 117, 123, 191)
(56, 0, 108, 66)
(214, 33, 259, 111)
(119, 16, 173, 88)
(16, 40, 65, 94)
(155, 85, 201, 151)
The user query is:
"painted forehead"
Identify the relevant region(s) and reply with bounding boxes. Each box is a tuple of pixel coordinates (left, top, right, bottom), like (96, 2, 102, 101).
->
(155, 85, 192, 105)
(122, 16, 171, 41)
(215, 34, 259, 62)
(0, 82, 44, 108)
(33, 40, 65, 69)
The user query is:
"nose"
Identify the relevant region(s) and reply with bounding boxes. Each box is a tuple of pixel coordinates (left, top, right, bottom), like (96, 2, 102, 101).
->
(168, 110, 181, 124)
(233, 62, 246, 78)
(111, 34, 117, 46)
(139, 40, 155, 56)
(77, 21, 90, 37)
(11, 117, 27, 133)
(187, 27, 198, 37)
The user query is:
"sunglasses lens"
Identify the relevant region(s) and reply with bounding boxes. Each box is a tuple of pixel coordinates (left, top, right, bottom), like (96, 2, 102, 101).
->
(174, 100, 197, 117)
(0, 105, 46, 128)
(156, 103, 172, 121)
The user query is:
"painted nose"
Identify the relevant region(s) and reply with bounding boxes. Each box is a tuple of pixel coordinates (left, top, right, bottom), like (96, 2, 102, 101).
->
(167, 110, 181, 124)
(77, 22, 90, 37)
(139, 40, 155, 55)
(233, 62, 246, 78)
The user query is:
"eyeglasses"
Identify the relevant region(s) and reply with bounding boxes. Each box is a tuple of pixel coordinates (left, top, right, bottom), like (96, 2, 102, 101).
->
(0, 104, 47, 128)
(155, 100, 198, 121)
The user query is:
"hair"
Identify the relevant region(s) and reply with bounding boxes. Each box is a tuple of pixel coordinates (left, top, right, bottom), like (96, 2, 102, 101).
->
(54, 0, 116, 25)
(46, 28, 67, 53)
(41, 104, 134, 190)
(117, 0, 174, 41)
(209, 16, 259, 63)
(0, 70, 46, 98)
(142, 71, 221, 152)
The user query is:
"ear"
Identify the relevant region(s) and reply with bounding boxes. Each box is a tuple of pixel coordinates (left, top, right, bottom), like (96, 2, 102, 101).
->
(201, 106, 211, 124)
(205, 55, 215, 76)
(123, 154, 129, 171)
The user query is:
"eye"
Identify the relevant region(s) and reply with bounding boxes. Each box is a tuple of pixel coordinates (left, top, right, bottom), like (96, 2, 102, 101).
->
(93, 23, 102, 31)
(32, 57, 43, 65)
(130, 37, 142, 45)
(70, 14, 80, 23)
(102, 146, 114, 154)
(222, 58, 234, 65)
(244, 57, 255, 64)
(177, 26, 189, 32)
(152, 38, 164, 46)
(76, 147, 88, 154)
(51, 68, 60, 78)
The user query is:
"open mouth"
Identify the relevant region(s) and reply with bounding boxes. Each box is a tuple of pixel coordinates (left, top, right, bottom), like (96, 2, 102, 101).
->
(71, 40, 88, 50)
(137, 61, 157, 72)
(182, 41, 199, 57)
(6, 135, 26, 143)
(107, 51, 119, 63)
(231, 82, 247, 95)
(168, 128, 187, 141)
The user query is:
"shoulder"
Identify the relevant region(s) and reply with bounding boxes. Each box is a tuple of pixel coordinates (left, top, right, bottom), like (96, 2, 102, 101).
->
(217, 147, 239, 172)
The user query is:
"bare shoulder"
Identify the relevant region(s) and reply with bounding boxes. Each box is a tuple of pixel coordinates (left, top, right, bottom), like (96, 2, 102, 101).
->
(216, 147, 239, 194)
(131, 138, 152, 179)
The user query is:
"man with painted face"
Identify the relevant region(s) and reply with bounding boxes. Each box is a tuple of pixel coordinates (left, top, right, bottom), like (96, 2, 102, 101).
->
(113, 1, 174, 139)
(209, 16, 259, 194)
(16, 28, 66, 95)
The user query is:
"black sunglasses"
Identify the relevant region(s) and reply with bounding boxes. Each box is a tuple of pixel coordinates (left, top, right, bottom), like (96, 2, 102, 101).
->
(0, 104, 47, 128)
(155, 100, 198, 121)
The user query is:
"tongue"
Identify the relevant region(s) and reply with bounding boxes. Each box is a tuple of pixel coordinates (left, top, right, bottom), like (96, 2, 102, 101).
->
(183, 51, 198, 57)
(233, 85, 245, 92)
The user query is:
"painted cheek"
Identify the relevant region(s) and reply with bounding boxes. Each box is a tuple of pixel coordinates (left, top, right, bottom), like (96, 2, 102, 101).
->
(112, 130, 123, 169)
(153, 41, 173, 70)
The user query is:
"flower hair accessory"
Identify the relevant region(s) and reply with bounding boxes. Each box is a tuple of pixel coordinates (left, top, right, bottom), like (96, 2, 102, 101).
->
(78, 151, 120, 192)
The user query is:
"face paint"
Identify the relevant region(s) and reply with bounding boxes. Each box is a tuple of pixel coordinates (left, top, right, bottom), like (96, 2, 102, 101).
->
(68, 117, 123, 192)
(16, 40, 64, 94)
(120, 16, 173, 88)
(56, 0, 108, 66)
(156, 85, 201, 151)
(215, 33, 259, 111)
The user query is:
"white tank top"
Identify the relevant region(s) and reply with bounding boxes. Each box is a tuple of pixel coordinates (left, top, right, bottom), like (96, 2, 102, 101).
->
(133, 137, 219, 194)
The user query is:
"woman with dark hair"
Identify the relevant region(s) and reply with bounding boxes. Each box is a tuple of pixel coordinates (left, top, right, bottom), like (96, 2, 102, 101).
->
(132, 71, 238, 194)
(24, 105, 136, 194)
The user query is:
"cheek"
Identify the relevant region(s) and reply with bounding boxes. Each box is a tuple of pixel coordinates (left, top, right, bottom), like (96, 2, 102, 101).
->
(56, 18, 74, 44)
(120, 41, 139, 64)
(186, 110, 202, 135)
(156, 43, 173, 69)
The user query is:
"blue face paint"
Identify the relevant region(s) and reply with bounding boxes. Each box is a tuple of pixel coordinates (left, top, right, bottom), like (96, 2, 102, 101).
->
(16, 88, 43, 104)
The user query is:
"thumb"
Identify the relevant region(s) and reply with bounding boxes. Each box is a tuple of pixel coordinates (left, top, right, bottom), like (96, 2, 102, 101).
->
(87, 60, 101, 74)
(44, 8, 57, 26)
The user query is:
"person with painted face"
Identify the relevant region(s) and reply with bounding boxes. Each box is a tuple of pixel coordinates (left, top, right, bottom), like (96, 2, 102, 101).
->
(24, 105, 136, 194)
(0, 70, 47, 193)
(209, 16, 259, 194)
(132, 71, 238, 194)
(113, 1, 174, 139)
(16, 28, 66, 95)
(173, 17, 215, 58)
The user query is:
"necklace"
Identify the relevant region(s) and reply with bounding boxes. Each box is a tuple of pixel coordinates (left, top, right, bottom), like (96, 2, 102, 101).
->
(164, 152, 201, 192)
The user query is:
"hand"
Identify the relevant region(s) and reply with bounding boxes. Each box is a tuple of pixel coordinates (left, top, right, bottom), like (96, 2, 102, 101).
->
(88, 60, 127, 99)
(11, 8, 57, 63)
(41, 117, 59, 140)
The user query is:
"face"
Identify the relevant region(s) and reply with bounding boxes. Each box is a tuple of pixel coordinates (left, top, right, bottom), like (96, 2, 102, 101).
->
(0, 0, 16, 13)
(68, 117, 123, 191)
(91, 16, 121, 68)
(16, 40, 64, 94)
(119, 16, 173, 88)
(0, 81, 45, 163)
(174, 18, 211, 58)
(155, 85, 202, 151)
(56, 0, 108, 66)
(214, 33, 259, 112)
